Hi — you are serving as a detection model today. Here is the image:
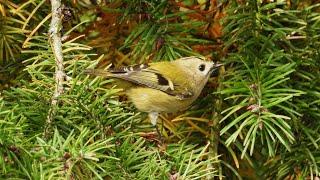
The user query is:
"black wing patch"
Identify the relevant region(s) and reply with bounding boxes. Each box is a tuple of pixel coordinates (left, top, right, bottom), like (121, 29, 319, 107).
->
(156, 73, 169, 86)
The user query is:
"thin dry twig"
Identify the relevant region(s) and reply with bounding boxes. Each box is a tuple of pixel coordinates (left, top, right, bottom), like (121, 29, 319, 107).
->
(44, 0, 65, 138)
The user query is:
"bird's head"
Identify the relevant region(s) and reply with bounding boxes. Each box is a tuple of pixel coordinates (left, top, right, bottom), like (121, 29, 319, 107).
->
(174, 57, 223, 83)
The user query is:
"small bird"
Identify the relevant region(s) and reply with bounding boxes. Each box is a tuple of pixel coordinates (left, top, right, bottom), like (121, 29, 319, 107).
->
(85, 57, 222, 126)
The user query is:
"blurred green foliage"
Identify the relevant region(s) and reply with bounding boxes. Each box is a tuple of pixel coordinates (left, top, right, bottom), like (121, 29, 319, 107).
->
(0, 0, 319, 179)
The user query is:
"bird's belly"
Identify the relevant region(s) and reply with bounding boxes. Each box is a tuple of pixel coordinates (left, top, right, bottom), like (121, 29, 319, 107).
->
(126, 88, 194, 113)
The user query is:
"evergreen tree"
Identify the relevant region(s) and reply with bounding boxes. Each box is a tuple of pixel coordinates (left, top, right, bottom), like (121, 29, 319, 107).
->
(0, 0, 319, 179)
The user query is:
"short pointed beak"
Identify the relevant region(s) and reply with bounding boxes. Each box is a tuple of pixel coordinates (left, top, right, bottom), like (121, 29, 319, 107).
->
(210, 62, 223, 77)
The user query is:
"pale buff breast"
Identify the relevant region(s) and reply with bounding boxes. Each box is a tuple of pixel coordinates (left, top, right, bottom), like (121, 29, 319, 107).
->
(126, 87, 197, 113)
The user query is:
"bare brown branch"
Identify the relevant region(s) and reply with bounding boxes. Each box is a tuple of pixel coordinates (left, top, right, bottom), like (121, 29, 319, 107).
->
(44, 0, 65, 138)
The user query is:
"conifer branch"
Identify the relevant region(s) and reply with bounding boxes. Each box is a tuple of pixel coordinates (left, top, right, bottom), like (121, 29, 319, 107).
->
(45, 0, 65, 137)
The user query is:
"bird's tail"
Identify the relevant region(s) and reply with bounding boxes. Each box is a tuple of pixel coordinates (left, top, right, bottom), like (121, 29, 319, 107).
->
(84, 69, 112, 77)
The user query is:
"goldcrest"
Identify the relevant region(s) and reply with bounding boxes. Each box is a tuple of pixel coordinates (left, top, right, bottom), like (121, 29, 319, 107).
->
(85, 57, 222, 125)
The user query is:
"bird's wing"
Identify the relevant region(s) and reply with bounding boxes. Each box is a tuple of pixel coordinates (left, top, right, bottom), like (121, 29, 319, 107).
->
(85, 63, 194, 100)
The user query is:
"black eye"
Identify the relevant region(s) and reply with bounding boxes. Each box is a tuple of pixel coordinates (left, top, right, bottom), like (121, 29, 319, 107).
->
(199, 64, 206, 71)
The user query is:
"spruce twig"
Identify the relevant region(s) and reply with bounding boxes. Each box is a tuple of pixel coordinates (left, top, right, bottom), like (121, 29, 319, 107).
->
(209, 68, 224, 180)
(44, 0, 65, 138)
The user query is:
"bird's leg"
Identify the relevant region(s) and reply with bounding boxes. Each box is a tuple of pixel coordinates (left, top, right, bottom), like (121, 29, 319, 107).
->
(148, 112, 159, 126)
(148, 112, 163, 141)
